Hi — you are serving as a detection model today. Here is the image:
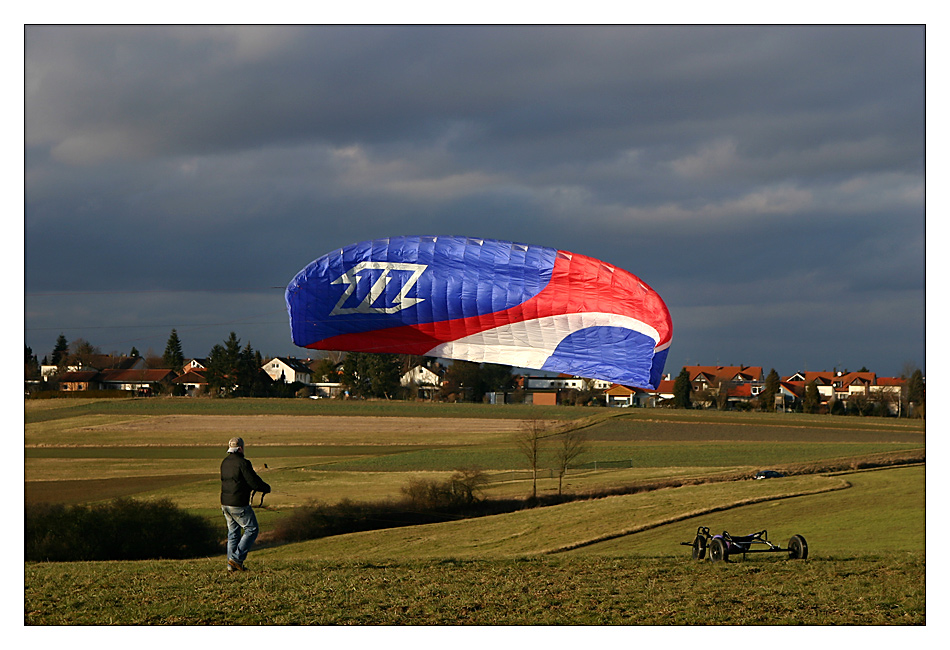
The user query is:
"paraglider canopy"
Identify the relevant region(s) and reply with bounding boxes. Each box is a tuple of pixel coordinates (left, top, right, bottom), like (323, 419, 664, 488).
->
(286, 236, 671, 389)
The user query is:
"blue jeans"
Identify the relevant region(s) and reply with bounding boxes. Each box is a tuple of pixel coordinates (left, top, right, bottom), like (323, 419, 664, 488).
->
(222, 505, 259, 565)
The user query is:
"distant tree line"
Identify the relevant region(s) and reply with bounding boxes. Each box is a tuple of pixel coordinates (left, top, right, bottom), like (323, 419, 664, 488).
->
(26, 330, 924, 416)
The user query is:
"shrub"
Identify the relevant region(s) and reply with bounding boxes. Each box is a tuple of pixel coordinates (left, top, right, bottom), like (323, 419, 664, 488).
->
(271, 469, 509, 544)
(26, 497, 221, 562)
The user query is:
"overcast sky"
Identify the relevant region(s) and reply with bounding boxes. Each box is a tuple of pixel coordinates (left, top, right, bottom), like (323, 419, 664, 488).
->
(24, 25, 926, 378)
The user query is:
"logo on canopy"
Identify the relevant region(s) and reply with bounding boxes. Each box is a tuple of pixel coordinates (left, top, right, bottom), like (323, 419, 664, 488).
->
(330, 262, 428, 315)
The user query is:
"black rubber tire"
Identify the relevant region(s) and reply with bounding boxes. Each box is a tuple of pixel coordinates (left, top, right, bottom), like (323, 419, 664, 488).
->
(709, 538, 728, 562)
(691, 535, 707, 560)
(788, 534, 809, 559)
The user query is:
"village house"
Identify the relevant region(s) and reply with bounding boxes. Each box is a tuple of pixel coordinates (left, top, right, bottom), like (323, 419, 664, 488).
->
(57, 367, 175, 395)
(262, 357, 312, 384)
(400, 364, 444, 400)
(781, 371, 906, 414)
(172, 370, 209, 396)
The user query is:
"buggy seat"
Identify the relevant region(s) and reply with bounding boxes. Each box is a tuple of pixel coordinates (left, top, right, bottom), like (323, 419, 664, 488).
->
(719, 530, 767, 552)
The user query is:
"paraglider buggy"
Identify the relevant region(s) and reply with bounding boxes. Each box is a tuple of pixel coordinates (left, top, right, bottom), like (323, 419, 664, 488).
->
(682, 526, 808, 562)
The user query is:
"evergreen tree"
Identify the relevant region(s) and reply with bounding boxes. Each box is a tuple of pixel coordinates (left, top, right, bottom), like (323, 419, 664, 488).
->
(25, 345, 40, 380)
(906, 369, 925, 417)
(163, 329, 185, 371)
(235, 343, 272, 397)
(364, 353, 402, 398)
(672, 367, 692, 409)
(341, 352, 403, 399)
(803, 380, 821, 414)
(51, 334, 69, 367)
(759, 368, 781, 411)
(206, 332, 242, 396)
(480, 363, 515, 395)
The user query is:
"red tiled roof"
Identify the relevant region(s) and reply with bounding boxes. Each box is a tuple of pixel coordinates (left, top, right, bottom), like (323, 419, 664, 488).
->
(877, 377, 905, 386)
(173, 370, 208, 384)
(687, 365, 763, 383)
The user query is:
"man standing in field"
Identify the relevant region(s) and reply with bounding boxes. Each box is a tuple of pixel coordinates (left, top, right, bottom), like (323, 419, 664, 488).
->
(220, 436, 271, 573)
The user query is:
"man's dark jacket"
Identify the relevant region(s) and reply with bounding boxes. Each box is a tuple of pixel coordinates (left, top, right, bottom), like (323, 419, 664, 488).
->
(220, 451, 271, 507)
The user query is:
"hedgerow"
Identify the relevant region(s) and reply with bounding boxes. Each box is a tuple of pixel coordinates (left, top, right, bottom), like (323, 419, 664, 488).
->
(26, 497, 221, 562)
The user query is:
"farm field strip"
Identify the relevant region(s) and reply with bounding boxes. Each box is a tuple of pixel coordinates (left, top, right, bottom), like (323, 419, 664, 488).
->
(24, 402, 925, 509)
(263, 474, 849, 561)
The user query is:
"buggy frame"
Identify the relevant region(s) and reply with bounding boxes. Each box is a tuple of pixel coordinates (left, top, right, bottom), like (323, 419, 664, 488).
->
(681, 526, 808, 562)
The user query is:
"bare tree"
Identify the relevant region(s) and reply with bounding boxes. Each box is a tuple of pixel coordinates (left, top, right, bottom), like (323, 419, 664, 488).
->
(515, 418, 549, 500)
(553, 428, 589, 496)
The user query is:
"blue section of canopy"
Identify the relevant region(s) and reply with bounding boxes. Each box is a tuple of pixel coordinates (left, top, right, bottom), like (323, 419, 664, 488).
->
(286, 236, 556, 343)
(541, 326, 659, 388)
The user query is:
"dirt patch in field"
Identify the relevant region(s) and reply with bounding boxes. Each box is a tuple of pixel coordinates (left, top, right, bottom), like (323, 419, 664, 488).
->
(84, 415, 524, 434)
(60, 415, 529, 447)
(25, 474, 217, 505)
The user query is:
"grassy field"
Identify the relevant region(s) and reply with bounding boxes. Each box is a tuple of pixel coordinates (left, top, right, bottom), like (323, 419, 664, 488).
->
(24, 466, 926, 624)
(25, 555, 924, 625)
(23, 398, 927, 625)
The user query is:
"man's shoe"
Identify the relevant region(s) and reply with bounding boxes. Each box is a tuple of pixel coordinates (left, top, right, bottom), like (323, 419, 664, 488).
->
(227, 558, 246, 572)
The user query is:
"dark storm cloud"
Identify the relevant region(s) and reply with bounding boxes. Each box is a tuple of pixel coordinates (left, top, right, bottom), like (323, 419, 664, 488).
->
(25, 25, 924, 376)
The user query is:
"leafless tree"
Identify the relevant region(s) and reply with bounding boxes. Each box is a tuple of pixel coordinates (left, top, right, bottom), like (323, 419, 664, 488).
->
(553, 428, 589, 496)
(515, 418, 549, 499)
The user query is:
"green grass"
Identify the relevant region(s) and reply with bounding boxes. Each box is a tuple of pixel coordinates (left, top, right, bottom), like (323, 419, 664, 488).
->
(571, 466, 925, 557)
(23, 400, 926, 625)
(24, 467, 925, 625)
(24, 555, 924, 625)
(260, 474, 852, 560)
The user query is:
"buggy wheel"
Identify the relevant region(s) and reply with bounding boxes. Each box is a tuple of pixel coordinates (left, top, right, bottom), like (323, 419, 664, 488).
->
(691, 535, 707, 560)
(709, 538, 728, 563)
(788, 534, 808, 559)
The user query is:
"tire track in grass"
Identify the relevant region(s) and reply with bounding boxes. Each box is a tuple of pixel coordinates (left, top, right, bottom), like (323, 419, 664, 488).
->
(543, 478, 852, 554)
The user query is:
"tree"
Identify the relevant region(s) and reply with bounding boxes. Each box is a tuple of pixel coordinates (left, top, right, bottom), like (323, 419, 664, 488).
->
(235, 344, 272, 397)
(759, 369, 781, 412)
(803, 380, 821, 414)
(25, 345, 40, 381)
(68, 338, 100, 367)
(906, 369, 925, 418)
(672, 368, 692, 409)
(715, 377, 734, 411)
(340, 352, 402, 399)
(553, 428, 588, 496)
(206, 332, 242, 396)
(51, 334, 69, 367)
(479, 363, 515, 397)
(515, 418, 550, 500)
(442, 361, 513, 402)
(162, 329, 185, 371)
(311, 355, 340, 383)
(442, 360, 483, 402)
